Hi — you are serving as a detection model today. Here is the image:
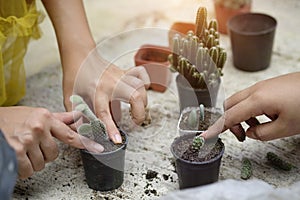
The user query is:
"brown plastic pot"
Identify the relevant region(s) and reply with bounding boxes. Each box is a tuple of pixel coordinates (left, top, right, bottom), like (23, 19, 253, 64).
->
(214, 2, 251, 34)
(134, 44, 172, 93)
(80, 131, 128, 191)
(228, 13, 277, 72)
(168, 22, 196, 47)
(171, 133, 225, 189)
(176, 74, 220, 112)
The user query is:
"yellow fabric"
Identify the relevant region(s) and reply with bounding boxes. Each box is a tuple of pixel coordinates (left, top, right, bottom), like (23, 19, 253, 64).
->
(0, 0, 43, 106)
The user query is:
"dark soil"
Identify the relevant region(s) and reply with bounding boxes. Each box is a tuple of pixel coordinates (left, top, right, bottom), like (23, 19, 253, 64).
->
(173, 135, 224, 162)
(179, 108, 221, 131)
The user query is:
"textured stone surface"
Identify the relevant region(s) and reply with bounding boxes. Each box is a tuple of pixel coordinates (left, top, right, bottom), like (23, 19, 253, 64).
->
(13, 0, 300, 199)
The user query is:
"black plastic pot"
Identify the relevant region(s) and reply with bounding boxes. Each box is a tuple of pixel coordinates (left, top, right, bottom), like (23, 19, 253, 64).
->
(227, 13, 277, 72)
(176, 74, 220, 112)
(80, 131, 128, 191)
(171, 133, 225, 189)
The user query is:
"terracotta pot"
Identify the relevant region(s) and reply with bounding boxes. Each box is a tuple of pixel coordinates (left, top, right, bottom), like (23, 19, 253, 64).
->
(168, 22, 196, 47)
(171, 133, 225, 189)
(228, 13, 277, 71)
(80, 130, 128, 191)
(134, 44, 172, 93)
(214, 2, 251, 34)
(176, 74, 220, 113)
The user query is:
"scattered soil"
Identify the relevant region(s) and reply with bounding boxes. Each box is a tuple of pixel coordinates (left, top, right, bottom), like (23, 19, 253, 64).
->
(179, 108, 221, 131)
(173, 135, 224, 162)
(145, 170, 158, 180)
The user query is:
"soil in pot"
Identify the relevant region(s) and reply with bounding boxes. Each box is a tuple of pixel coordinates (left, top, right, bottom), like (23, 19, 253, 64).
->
(179, 107, 222, 131)
(171, 133, 225, 189)
(80, 131, 128, 191)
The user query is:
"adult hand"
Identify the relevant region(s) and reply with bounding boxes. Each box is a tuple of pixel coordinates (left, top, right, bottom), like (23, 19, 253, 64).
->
(0, 106, 104, 179)
(72, 52, 150, 144)
(202, 72, 300, 141)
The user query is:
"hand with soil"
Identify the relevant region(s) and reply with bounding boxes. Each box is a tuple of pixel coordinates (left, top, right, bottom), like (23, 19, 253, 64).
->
(202, 72, 300, 141)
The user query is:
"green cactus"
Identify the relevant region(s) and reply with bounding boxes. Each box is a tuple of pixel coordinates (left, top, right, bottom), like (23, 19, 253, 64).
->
(266, 152, 294, 171)
(169, 7, 227, 90)
(240, 157, 252, 180)
(191, 135, 205, 152)
(187, 109, 198, 129)
(199, 104, 205, 121)
(70, 94, 108, 143)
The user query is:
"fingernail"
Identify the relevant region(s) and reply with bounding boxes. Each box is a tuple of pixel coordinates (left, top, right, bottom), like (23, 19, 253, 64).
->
(114, 134, 122, 144)
(93, 143, 104, 153)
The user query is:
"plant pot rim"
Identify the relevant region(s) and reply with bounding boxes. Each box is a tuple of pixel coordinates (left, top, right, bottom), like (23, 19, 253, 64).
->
(177, 106, 223, 135)
(81, 131, 128, 156)
(171, 133, 225, 165)
(227, 12, 277, 36)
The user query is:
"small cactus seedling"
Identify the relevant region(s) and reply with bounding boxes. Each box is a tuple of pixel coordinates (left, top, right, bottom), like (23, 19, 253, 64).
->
(191, 135, 205, 152)
(199, 104, 205, 121)
(187, 109, 198, 129)
(70, 95, 108, 143)
(240, 157, 252, 180)
(266, 152, 294, 171)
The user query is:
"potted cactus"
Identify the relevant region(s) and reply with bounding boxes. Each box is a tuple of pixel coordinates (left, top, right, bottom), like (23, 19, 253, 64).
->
(169, 7, 227, 112)
(70, 95, 128, 191)
(214, 0, 252, 34)
(171, 132, 225, 189)
(134, 44, 172, 93)
(177, 104, 222, 135)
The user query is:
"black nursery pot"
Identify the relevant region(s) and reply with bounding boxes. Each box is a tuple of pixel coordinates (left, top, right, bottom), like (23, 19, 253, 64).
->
(171, 133, 225, 189)
(80, 131, 128, 191)
(176, 75, 220, 112)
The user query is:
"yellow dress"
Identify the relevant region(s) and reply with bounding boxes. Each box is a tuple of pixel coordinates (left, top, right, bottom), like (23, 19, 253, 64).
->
(0, 0, 43, 106)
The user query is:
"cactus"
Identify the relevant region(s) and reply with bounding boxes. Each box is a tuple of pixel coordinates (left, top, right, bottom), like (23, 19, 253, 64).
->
(214, 0, 251, 9)
(187, 109, 198, 129)
(70, 95, 108, 143)
(191, 135, 205, 152)
(240, 157, 252, 180)
(169, 7, 227, 89)
(199, 104, 205, 121)
(266, 152, 294, 171)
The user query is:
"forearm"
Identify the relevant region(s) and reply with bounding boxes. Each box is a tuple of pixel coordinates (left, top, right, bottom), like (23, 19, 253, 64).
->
(42, 0, 96, 110)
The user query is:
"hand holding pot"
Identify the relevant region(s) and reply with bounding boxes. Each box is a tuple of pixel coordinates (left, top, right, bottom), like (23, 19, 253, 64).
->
(0, 107, 104, 179)
(202, 72, 300, 141)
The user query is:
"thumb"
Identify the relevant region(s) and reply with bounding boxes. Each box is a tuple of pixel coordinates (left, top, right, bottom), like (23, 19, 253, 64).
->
(53, 111, 82, 125)
(245, 120, 282, 141)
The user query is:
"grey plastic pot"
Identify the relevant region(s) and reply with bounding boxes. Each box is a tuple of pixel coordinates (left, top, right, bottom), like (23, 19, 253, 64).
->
(80, 131, 128, 191)
(228, 13, 277, 72)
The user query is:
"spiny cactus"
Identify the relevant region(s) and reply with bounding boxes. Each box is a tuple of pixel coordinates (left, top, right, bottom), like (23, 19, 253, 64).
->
(215, 0, 251, 9)
(169, 7, 227, 89)
(191, 135, 205, 152)
(240, 157, 252, 180)
(266, 152, 294, 171)
(70, 95, 108, 143)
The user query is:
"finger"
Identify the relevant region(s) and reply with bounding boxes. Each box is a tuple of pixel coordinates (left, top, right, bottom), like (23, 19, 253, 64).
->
(53, 111, 82, 125)
(40, 136, 59, 163)
(50, 119, 104, 153)
(27, 144, 46, 171)
(94, 94, 122, 144)
(9, 138, 33, 179)
(229, 124, 246, 142)
(120, 75, 148, 105)
(246, 120, 284, 141)
(78, 134, 104, 153)
(201, 115, 225, 139)
(129, 90, 147, 125)
(245, 117, 260, 127)
(126, 66, 151, 89)
(224, 87, 251, 110)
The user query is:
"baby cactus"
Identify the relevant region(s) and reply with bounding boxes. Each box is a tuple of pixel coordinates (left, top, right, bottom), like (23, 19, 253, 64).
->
(240, 157, 252, 180)
(70, 95, 108, 143)
(199, 104, 205, 121)
(266, 152, 294, 171)
(191, 135, 205, 152)
(169, 7, 227, 89)
(187, 109, 199, 129)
